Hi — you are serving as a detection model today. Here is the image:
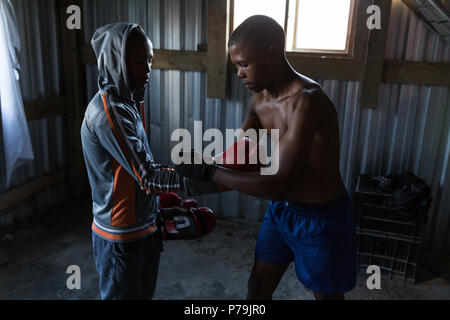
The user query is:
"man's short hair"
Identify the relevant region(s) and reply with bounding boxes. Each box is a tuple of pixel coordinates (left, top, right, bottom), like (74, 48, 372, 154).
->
(228, 15, 285, 51)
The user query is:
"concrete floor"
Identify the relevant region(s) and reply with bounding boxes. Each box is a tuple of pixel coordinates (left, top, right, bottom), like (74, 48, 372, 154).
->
(0, 195, 449, 300)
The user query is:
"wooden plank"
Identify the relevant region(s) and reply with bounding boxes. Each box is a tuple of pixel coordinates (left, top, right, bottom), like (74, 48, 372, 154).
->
(349, 0, 372, 64)
(286, 54, 364, 81)
(23, 96, 67, 121)
(57, 0, 86, 196)
(360, 0, 393, 110)
(82, 45, 208, 72)
(207, 0, 231, 99)
(383, 60, 450, 86)
(0, 96, 67, 129)
(152, 49, 208, 71)
(82, 45, 450, 86)
(402, 0, 450, 41)
(0, 169, 67, 215)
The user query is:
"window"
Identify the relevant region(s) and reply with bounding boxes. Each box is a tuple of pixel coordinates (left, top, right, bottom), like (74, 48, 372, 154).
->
(232, 0, 287, 32)
(0, 0, 34, 188)
(232, 0, 356, 56)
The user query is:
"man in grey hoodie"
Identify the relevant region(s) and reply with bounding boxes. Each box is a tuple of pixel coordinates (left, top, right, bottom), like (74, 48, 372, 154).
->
(81, 23, 183, 299)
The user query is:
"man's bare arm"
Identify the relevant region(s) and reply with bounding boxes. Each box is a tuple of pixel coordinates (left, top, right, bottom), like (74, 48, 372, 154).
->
(239, 97, 262, 141)
(211, 91, 318, 200)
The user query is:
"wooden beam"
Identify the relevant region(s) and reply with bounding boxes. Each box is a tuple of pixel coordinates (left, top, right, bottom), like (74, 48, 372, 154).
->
(402, 0, 432, 24)
(82, 44, 450, 86)
(286, 54, 364, 81)
(57, 0, 86, 196)
(402, 0, 450, 38)
(382, 60, 450, 86)
(151, 49, 208, 71)
(0, 169, 67, 216)
(207, 0, 231, 99)
(0, 96, 67, 129)
(352, 0, 372, 63)
(287, 57, 450, 86)
(23, 96, 67, 121)
(82, 45, 208, 72)
(360, 0, 393, 110)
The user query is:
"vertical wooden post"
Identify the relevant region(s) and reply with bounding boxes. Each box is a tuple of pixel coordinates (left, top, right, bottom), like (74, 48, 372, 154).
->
(360, 0, 392, 110)
(57, 0, 87, 196)
(207, 0, 231, 100)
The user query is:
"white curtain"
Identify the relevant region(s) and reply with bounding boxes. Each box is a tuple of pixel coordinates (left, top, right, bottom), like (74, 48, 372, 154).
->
(0, 0, 33, 188)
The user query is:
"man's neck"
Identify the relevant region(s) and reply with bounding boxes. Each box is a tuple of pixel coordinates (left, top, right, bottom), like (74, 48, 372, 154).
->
(265, 60, 297, 99)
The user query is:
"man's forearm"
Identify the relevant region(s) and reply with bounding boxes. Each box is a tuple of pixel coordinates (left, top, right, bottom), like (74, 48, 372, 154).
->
(141, 164, 183, 194)
(211, 167, 287, 201)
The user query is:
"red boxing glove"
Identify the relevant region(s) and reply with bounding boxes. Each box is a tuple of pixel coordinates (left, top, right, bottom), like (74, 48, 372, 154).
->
(196, 207, 216, 236)
(182, 138, 267, 196)
(157, 206, 216, 240)
(214, 137, 266, 192)
(215, 136, 265, 171)
(159, 192, 182, 208)
(182, 199, 198, 210)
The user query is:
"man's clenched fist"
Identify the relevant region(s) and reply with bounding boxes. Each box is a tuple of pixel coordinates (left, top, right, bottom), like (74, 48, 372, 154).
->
(173, 150, 217, 181)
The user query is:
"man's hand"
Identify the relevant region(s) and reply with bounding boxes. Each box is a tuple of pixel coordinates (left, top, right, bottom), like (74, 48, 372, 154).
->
(182, 177, 221, 196)
(174, 150, 217, 181)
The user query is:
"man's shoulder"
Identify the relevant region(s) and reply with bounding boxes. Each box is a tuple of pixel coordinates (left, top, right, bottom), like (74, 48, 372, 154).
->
(287, 84, 335, 125)
(289, 85, 321, 110)
(86, 92, 137, 127)
(284, 74, 322, 101)
(84, 92, 104, 125)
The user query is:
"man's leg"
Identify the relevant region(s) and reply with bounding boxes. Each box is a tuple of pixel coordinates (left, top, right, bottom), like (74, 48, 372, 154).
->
(113, 234, 162, 300)
(140, 232, 163, 299)
(92, 232, 161, 300)
(247, 259, 290, 300)
(250, 201, 294, 300)
(282, 193, 357, 300)
(92, 232, 116, 299)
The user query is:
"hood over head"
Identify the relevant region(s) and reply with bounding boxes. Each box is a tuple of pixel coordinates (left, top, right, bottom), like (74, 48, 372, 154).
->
(91, 22, 147, 103)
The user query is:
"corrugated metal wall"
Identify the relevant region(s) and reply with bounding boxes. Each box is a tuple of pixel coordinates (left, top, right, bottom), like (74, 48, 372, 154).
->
(82, 0, 449, 253)
(0, 0, 66, 228)
(362, 0, 450, 252)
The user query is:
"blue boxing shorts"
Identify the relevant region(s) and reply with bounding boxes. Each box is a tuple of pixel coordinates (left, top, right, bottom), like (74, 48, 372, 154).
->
(255, 190, 357, 294)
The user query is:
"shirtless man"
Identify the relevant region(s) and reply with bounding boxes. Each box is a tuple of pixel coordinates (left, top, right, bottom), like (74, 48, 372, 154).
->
(175, 15, 357, 300)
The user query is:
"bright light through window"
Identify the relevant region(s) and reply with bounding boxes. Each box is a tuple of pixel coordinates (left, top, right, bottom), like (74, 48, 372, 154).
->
(232, 0, 286, 32)
(232, 0, 354, 54)
(290, 0, 352, 51)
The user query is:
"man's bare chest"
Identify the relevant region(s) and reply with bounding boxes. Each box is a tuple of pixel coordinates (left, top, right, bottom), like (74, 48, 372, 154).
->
(255, 102, 288, 137)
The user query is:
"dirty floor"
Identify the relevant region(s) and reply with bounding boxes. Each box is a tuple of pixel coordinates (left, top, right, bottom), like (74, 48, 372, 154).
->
(0, 195, 449, 300)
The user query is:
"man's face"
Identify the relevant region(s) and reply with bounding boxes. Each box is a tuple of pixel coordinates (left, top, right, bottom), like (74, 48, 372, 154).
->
(126, 36, 154, 91)
(229, 41, 271, 92)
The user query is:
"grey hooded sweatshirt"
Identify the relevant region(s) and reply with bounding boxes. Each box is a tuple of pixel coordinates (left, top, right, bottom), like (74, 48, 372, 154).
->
(81, 23, 182, 242)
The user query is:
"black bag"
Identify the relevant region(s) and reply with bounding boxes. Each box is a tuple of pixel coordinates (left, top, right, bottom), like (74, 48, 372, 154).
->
(387, 171, 433, 221)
